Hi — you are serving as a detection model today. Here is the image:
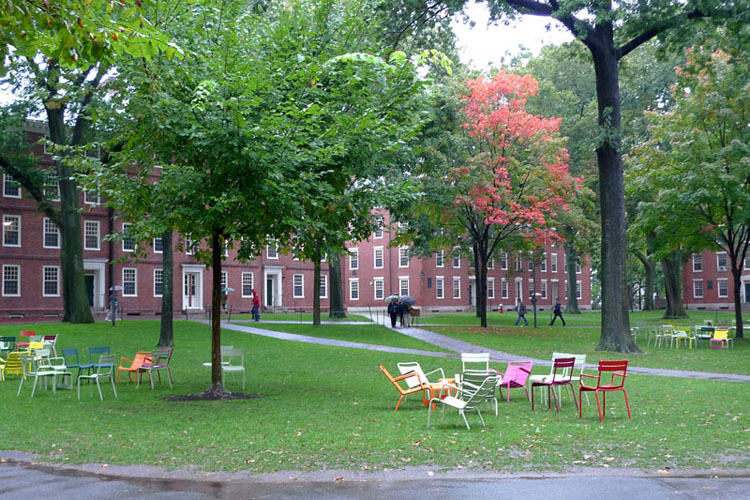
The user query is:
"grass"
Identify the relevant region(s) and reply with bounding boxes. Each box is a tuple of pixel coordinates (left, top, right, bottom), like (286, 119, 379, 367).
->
(230, 312, 371, 322)
(0, 320, 748, 474)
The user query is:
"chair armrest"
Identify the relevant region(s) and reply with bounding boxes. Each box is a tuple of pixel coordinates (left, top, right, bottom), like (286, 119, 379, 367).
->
(393, 371, 418, 383)
(519, 366, 531, 374)
(425, 367, 445, 380)
(580, 373, 598, 380)
(119, 356, 134, 367)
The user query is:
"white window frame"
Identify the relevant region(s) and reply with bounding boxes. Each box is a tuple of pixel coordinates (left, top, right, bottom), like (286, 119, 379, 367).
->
(453, 277, 461, 299)
(2, 264, 20, 296)
(500, 252, 508, 270)
(83, 187, 100, 206)
(501, 278, 508, 299)
(153, 237, 163, 253)
(3, 214, 21, 247)
(436, 276, 444, 299)
(575, 261, 582, 274)
(515, 279, 523, 302)
(374, 216, 384, 239)
(550, 253, 558, 273)
(267, 243, 278, 259)
(242, 272, 254, 297)
(487, 258, 494, 270)
(399, 277, 410, 297)
(487, 277, 495, 300)
(349, 278, 359, 301)
(122, 268, 137, 297)
(576, 280, 582, 300)
(693, 279, 703, 299)
(153, 268, 163, 297)
(45, 181, 60, 201)
(717, 252, 727, 272)
(745, 255, 750, 270)
(541, 253, 547, 272)
(220, 271, 227, 290)
(515, 252, 523, 271)
(84, 220, 100, 250)
(373, 277, 384, 300)
(373, 247, 384, 269)
(436, 250, 444, 268)
(399, 246, 410, 268)
(717, 278, 729, 298)
(3, 173, 21, 198)
(349, 248, 359, 270)
(43, 217, 60, 249)
(319, 274, 328, 299)
(122, 222, 135, 252)
(692, 253, 702, 272)
(528, 251, 534, 272)
(42, 266, 60, 297)
(293, 274, 304, 298)
(452, 248, 461, 268)
(541, 279, 548, 299)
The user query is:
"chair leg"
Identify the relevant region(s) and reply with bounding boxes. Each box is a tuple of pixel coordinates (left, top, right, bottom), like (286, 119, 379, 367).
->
(17, 376, 24, 397)
(111, 376, 118, 398)
(96, 378, 104, 400)
(476, 408, 485, 427)
(31, 376, 39, 398)
(531, 384, 536, 411)
(77, 377, 82, 400)
(594, 392, 603, 422)
(550, 385, 560, 413)
(395, 395, 404, 411)
(622, 389, 631, 419)
(167, 367, 173, 388)
(460, 410, 470, 430)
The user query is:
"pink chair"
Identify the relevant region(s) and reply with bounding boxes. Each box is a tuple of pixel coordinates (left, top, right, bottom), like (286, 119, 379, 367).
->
(493, 360, 533, 403)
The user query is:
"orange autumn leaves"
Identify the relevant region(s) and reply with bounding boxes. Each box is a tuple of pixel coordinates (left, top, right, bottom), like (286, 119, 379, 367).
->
(456, 70, 582, 244)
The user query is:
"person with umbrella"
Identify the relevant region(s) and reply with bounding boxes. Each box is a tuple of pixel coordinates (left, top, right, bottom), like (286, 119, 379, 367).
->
(400, 296, 416, 327)
(387, 296, 400, 328)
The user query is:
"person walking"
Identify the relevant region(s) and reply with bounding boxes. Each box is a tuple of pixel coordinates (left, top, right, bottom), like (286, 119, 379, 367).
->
(251, 289, 261, 322)
(514, 299, 529, 327)
(550, 300, 566, 326)
(387, 296, 399, 328)
(401, 301, 411, 327)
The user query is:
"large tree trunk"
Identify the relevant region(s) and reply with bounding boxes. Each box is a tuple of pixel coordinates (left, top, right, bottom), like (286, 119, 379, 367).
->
(634, 250, 656, 311)
(158, 231, 174, 347)
(313, 257, 322, 326)
(328, 251, 346, 319)
(661, 252, 688, 319)
(209, 230, 227, 394)
(564, 240, 581, 314)
(731, 265, 744, 339)
(589, 34, 639, 353)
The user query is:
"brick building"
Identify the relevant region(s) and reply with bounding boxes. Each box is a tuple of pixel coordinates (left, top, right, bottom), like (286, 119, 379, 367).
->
(681, 250, 750, 312)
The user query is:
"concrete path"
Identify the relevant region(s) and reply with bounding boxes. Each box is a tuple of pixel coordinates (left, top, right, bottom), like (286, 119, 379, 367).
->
(218, 319, 750, 383)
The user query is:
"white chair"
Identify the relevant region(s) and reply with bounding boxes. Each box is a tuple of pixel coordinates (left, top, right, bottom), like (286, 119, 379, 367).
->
(427, 374, 499, 430)
(203, 345, 233, 376)
(17, 354, 59, 397)
(397, 362, 446, 388)
(222, 348, 246, 390)
(461, 352, 490, 373)
(659, 324, 675, 347)
(78, 354, 118, 400)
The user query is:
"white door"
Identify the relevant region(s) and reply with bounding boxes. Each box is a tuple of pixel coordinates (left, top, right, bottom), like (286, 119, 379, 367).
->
(183, 271, 202, 310)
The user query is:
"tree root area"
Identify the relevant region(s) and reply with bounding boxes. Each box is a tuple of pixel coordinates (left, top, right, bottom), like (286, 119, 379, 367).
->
(165, 388, 264, 402)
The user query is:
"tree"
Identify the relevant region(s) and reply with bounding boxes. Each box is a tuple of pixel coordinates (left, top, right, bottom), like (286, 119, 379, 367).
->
(628, 28, 750, 338)
(457, 0, 745, 351)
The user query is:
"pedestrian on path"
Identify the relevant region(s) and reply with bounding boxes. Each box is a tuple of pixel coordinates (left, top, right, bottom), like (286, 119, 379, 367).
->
(514, 299, 529, 327)
(251, 289, 261, 322)
(387, 296, 400, 328)
(550, 300, 566, 326)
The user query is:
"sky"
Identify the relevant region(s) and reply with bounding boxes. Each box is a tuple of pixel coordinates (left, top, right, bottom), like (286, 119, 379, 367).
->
(451, 2, 574, 70)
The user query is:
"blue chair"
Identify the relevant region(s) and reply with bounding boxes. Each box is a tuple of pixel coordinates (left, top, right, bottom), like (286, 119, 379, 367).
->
(87, 347, 112, 373)
(62, 348, 85, 376)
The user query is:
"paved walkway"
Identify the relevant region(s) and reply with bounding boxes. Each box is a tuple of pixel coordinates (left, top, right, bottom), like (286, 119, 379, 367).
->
(218, 319, 750, 383)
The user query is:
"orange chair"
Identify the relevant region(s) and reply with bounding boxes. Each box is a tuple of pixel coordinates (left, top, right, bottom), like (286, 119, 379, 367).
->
(117, 351, 152, 384)
(579, 360, 631, 422)
(380, 365, 430, 411)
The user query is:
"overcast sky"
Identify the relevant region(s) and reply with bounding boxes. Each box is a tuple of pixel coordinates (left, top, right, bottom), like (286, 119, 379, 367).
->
(451, 2, 574, 70)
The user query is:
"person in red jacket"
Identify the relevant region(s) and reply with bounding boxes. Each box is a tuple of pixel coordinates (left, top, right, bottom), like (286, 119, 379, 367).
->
(251, 289, 261, 322)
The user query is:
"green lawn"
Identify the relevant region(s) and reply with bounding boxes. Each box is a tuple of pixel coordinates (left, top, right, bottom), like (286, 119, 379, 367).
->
(0, 320, 747, 474)
(229, 312, 371, 322)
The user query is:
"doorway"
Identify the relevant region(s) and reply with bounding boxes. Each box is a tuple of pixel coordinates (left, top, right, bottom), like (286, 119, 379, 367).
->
(182, 270, 202, 310)
(85, 275, 94, 306)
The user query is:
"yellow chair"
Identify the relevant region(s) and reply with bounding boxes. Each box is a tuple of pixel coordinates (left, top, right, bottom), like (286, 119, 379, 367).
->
(1, 352, 24, 380)
(710, 329, 733, 349)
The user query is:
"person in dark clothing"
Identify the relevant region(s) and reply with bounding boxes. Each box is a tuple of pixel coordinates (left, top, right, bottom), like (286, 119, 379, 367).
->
(550, 300, 566, 326)
(387, 297, 400, 328)
(514, 299, 529, 326)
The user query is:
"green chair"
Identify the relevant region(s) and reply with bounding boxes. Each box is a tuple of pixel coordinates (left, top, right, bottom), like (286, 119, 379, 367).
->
(221, 348, 245, 390)
(137, 347, 173, 389)
(427, 373, 499, 429)
(78, 354, 118, 400)
(17, 354, 58, 397)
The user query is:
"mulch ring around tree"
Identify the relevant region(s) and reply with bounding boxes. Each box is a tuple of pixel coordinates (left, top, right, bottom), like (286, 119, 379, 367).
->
(165, 390, 266, 402)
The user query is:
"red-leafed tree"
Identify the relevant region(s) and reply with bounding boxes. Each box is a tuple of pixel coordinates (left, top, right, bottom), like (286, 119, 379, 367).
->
(453, 70, 581, 327)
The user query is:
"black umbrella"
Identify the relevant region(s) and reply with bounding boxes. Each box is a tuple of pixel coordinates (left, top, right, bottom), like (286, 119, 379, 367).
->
(400, 295, 416, 306)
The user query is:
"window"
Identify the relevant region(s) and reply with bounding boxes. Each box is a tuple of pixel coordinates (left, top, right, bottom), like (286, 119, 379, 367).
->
(745, 254, 750, 270)
(185, 239, 196, 255)
(293, 274, 304, 298)
(153, 237, 163, 253)
(692, 253, 702, 272)
(487, 258, 494, 270)
(515, 279, 523, 301)
(154, 269, 163, 297)
(541, 253, 547, 272)
(319, 274, 328, 298)
(501, 278, 508, 299)
(515, 252, 523, 271)
(528, 278, 535, 298)
(399, 246, 409, 267)
(267, 243, 278, 259)
(436, 277, 444, 299)
(576, 280, 582, 300)
(221, 271, 227, 290)
(45, 181, 60, 201)
(349, 248, 359, 270)
(373, 278, 384, 300)
(550, 253, 558, 273)
(3, 215, 21, 247)
(575, 261, 582, 274)
(374, 247, 384, 269)
(349, 278, 359, 300)
(717, 278, 728, 298)
(693, 279, 703, 298)
(717, 252, 727, 272)
(122, 223, 134, 252)
(487, 278, 495, 300)
(42, 266, 60, 297)
(452, 249, 461, 268)
(43, 218, 59, 248)
(84, 220, 100, 250)
(528, 252, 534, 272)
(541, 279, 548, 299)
(83, 187, 100, 205)
(500, 252, 508, 270)
(242, 272, 253, 297)
(436, 250, 444, 268)
(3, 173, 21, 197)
(399, 277, 410, 297)
(122, 268, 137, 296)
(2, 265, 20, 296)
(453, 277, 461, 299)
(374, 216, 384, 238)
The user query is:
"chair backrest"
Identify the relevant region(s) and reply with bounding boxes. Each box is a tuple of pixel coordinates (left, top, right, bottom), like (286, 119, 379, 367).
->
(502, 360, 533, 385)
(18, 353, 36, 377)
(704, 320, 713, 326)
(20, 330, 36, 339)
(89, 346, 111, 363)
(62, 348, 81, 365)
(660, 324, 674, 334)
(228, 348, 244, 366)
(461, 352, 490, 372)
(94, 354, 116, 375)
(0, 336, 16, 351)
(151, 348, 172, 366)
(700, 326, 715, 335)
(379, 365, 411, 395)
(550, 357, 576, 384)
(461, 375, 499, 409)
(551, 352, 586, 377)
(29, 342, 45, 352)
(713, 329, 729, 340)
(595, 360, 629, 389)
(397, 362, 428, 388)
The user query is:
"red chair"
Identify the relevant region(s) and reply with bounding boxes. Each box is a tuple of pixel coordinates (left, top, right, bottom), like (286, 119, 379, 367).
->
(579, 360, 631, 422)
(531, 357, 577, 413)
(16, 331, 36, 350)
(493, 360, 533, 403)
